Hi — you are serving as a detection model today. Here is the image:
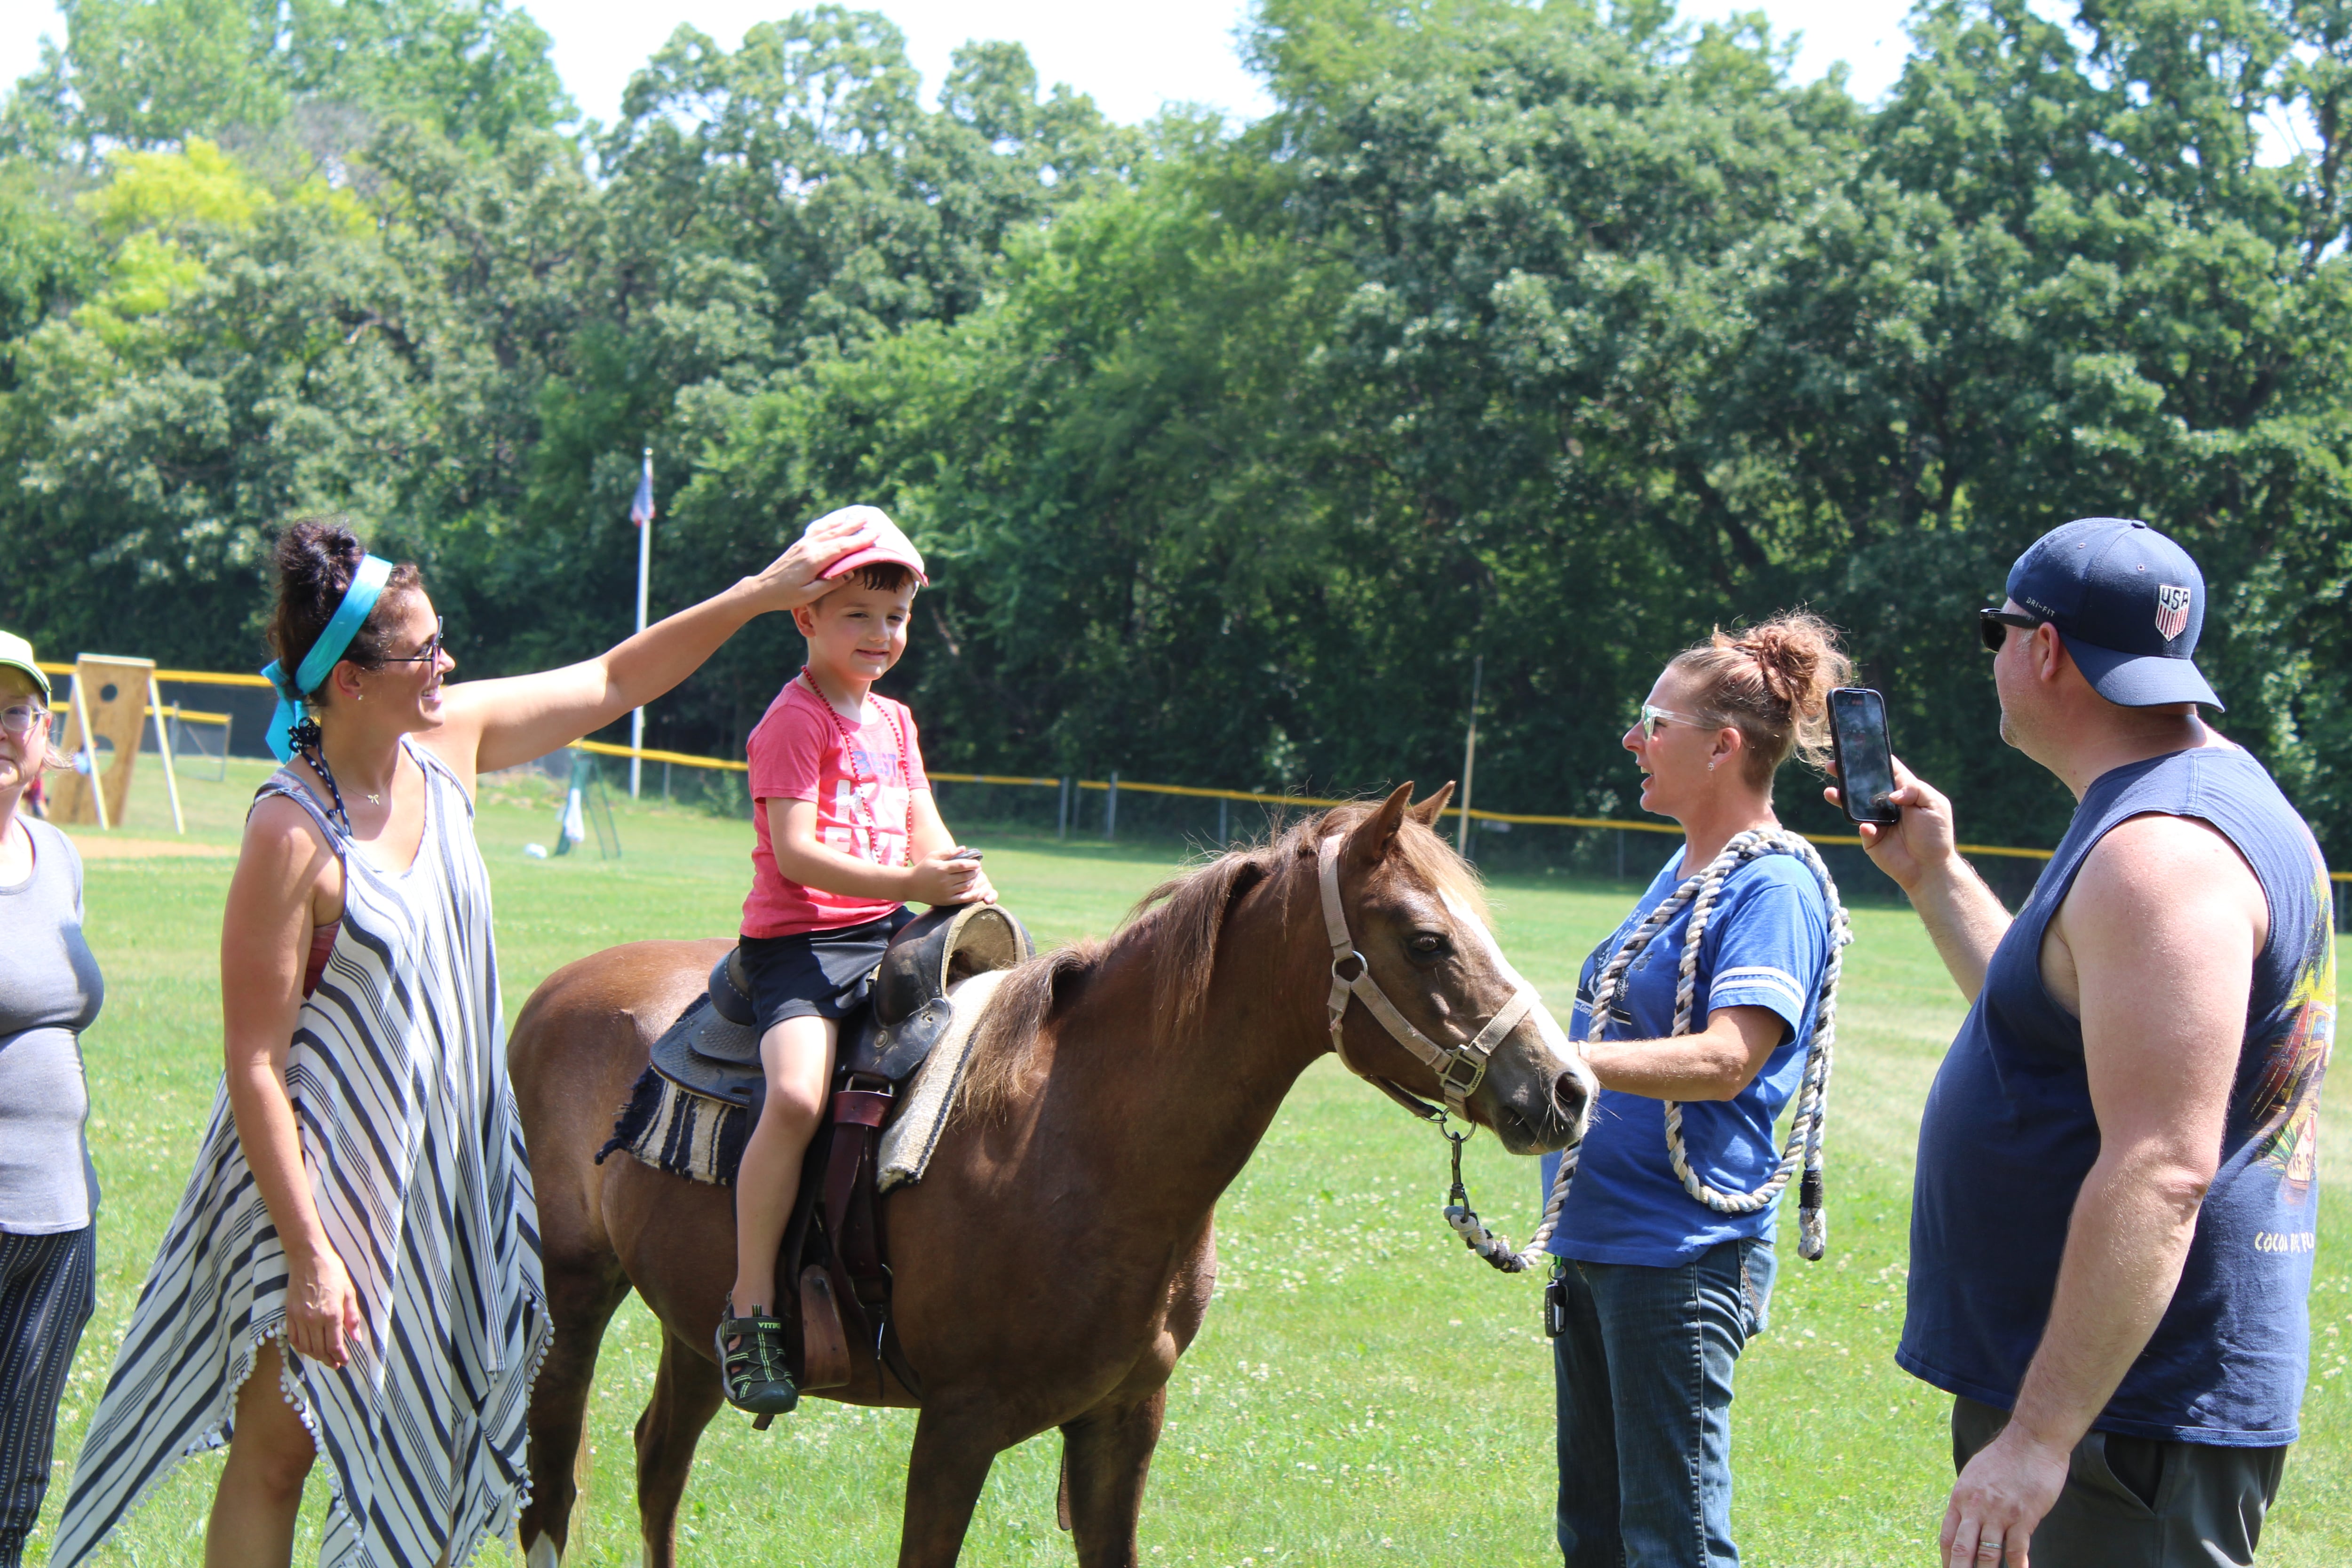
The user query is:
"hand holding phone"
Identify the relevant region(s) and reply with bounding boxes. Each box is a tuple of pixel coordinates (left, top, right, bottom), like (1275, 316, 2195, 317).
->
(1826, 749, 1963, 896)
(1828, 688, 1899, 826)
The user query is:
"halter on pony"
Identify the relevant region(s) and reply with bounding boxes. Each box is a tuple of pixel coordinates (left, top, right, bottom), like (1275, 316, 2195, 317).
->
(1319, 822, 1851, 1276)
(1315, 833, 1544, 1121)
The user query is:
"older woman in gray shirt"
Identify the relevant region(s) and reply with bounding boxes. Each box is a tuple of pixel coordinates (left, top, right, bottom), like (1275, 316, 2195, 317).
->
(0, 629, 103, 1568)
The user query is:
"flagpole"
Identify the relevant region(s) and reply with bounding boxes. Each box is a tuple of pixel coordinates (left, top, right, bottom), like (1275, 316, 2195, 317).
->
(1456, 653, 1482, 855)
(631, 446, 651, 799)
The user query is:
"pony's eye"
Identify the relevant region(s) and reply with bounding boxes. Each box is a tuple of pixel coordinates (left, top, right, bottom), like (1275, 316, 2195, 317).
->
(1408, 932, 1451, 960)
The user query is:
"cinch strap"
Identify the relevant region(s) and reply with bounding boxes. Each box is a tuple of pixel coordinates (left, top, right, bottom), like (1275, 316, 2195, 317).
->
(259, 554, 393, 761)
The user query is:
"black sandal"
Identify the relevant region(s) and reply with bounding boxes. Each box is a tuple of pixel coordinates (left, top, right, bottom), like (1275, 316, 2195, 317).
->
(716, 1303, 798, 1417)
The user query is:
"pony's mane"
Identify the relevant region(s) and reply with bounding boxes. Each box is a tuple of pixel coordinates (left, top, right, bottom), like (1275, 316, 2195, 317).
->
(957, 802, 1486, 1120)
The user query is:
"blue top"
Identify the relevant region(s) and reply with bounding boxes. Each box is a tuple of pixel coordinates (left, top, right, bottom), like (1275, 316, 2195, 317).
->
(1540, 849, 1833, 1265)
(1899, 745, 2334, 1445)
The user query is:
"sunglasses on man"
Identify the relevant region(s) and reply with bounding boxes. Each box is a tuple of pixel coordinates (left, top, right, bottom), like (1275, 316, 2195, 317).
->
(1978, 608, 2042, 653)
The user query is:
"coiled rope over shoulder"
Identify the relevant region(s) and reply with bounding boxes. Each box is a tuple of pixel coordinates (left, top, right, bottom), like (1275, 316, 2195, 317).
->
(1444, 827, 1852, 1272)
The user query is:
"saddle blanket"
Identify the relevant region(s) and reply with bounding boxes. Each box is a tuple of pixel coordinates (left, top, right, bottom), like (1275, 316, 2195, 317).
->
(879, 969, 1005, 1193)
(602, 969, 1006, 1191)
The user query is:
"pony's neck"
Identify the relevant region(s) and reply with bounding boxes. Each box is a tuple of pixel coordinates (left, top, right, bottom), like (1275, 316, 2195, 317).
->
(1052, 864, 1332, 1222)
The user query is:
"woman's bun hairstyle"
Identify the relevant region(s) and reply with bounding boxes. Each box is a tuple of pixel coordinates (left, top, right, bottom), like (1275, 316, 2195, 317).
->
(268, 517, 423, 695)
(1669, 610, 1852, 785)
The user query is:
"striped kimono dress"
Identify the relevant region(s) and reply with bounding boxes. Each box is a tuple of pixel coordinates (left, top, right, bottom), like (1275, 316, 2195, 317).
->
(53, 740, 548, 1568)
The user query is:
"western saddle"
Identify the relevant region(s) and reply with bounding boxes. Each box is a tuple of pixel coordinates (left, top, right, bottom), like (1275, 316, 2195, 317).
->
(644, 902, 1032, 1415)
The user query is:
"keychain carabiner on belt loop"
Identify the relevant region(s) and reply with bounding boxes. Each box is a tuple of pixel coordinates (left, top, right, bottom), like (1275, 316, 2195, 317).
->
(1543, 1255, 1570, 1338)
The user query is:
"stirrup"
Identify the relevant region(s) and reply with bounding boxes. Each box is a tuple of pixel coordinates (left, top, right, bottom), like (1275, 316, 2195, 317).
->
(716, 1303, 798, 1419)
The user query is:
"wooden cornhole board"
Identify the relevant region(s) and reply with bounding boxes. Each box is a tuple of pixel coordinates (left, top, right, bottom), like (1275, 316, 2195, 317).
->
(51, 654, 183, 832)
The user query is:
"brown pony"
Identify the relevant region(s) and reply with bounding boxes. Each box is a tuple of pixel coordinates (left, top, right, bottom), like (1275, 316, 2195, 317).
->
(508, 784, 1593, 1568)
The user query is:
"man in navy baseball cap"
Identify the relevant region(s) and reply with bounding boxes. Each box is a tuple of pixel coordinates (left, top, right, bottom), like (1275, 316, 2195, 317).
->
(1835, 515, 2332, 1568)
(1984, 516, 2222, 708)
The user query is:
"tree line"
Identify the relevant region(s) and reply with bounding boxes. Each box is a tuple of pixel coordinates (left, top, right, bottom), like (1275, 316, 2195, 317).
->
(3, 0, 2348, 862)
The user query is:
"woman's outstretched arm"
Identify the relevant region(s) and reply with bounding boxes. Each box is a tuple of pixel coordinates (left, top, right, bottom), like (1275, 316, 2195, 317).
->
(426, 509, 881, 788)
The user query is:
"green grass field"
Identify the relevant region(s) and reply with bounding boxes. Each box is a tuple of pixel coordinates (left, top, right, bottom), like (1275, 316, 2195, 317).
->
(32, 759, 2352, 1566)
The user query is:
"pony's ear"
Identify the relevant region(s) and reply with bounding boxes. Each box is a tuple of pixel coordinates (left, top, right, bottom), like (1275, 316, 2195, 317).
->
(1407, 782, 1455, 827)
(1344, 782, 1416, 868)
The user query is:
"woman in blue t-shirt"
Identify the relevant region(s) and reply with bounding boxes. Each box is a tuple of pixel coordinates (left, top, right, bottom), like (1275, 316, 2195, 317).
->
(1539, 612, 1848, 1568)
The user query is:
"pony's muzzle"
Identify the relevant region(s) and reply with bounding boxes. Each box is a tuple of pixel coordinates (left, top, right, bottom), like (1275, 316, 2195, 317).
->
(1478, 1003, 1592, 1155)
(1525, 1003, 1595, 1153)
(1547, 1060, 1594, 1143)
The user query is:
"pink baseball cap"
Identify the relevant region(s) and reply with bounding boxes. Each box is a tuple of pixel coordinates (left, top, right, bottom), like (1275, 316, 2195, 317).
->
(813, 505, 929, 586)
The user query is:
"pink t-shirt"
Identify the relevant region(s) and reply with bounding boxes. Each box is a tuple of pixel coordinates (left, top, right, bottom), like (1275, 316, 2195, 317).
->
(740, 677, 929, 938)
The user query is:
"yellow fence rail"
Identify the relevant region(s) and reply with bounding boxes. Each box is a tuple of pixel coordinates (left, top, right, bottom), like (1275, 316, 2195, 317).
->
(576, 738, 745, 772)
(32, 664, 2352, 883)
(580, 744, 2076, 864)
(35, 664, 232, 728)
(40, 661, 274, 688)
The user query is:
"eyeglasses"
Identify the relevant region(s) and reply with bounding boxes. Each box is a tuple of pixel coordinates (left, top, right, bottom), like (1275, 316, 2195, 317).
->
(1636, 702, 1708, 740)
(1, 702, 48, 737)
(1978, 608, 2042, 653)
(382, 618, 445, 666)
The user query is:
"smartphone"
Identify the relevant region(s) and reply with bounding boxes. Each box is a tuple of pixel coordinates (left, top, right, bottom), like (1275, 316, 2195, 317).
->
(1828, 687, 1900, 826)
(947, 846, 984, 862)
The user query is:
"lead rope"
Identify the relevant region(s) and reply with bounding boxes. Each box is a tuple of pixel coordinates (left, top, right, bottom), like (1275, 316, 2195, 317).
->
(1442, 827, 1852, 1272)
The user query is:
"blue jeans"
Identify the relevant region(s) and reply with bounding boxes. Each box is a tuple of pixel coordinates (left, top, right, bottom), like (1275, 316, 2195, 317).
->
(1552, 1237, 1776, 1568)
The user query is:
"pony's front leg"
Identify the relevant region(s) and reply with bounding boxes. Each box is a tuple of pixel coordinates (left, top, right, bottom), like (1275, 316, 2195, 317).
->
(1059, 1386, 1168, 1568)
(899, 1401, 1009, 1566)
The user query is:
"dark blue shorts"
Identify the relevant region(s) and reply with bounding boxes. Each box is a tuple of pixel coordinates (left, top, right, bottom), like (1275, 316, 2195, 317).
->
(738, 907, 916, 1034)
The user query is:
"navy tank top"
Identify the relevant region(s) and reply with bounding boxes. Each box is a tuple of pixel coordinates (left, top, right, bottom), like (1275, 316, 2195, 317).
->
(1898, 744, 2334, 1445)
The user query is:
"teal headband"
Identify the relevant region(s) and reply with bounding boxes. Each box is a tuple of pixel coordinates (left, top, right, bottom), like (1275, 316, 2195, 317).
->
(260, 553, 394, 762)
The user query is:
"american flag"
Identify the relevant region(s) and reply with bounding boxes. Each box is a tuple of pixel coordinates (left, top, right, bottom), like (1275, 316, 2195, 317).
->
(630, 450, 655, 527)
(2155, 583, 2192, 642)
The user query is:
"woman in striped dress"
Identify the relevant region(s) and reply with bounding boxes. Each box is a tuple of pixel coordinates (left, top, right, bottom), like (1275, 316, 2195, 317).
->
(54, 510, 882, 1568)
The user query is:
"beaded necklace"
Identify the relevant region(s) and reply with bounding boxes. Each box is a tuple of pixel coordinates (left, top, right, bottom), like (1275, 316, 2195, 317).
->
(798, 670, 914, 867)
(287, 715, 354, 836)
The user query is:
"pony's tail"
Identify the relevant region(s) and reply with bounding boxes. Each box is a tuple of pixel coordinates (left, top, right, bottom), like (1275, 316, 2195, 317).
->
(958, 944, 1097, 1121)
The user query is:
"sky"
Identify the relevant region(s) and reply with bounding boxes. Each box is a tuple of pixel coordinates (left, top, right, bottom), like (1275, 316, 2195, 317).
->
(0, 0, 1926, 133)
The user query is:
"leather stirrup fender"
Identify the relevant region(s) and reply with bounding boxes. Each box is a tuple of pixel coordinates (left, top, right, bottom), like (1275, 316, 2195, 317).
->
(796, 1266, 851, 1391)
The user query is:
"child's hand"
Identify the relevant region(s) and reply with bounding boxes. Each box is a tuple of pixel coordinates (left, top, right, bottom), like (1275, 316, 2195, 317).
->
(907, 849, 989, 906)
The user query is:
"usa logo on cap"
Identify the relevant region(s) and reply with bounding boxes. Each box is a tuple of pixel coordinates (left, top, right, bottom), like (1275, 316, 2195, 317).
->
(2155, 584, 2192, 642)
